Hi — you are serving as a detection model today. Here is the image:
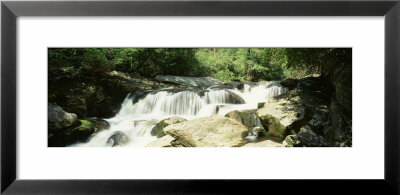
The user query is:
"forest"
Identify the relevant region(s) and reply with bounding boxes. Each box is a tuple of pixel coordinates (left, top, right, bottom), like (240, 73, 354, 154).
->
(49, 48, 351, 82)
(48, 48, 352, 147)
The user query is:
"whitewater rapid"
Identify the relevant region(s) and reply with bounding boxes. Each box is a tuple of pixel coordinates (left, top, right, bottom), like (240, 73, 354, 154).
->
(71, 81, 288, 147)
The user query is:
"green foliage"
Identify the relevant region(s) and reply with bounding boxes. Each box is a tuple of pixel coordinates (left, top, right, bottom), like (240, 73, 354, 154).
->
(285, 48, 352, 77)
(49, 48, 351, 82)
(213, 70, 235, 82)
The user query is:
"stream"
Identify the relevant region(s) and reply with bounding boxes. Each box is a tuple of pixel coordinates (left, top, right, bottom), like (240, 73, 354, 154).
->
(71, 81, 288, 147)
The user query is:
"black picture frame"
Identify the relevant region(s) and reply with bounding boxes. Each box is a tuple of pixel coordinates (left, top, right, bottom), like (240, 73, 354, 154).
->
(1, 0, 399, 194)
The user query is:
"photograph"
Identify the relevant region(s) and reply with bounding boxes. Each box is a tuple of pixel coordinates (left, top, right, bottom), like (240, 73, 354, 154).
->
(48, 48, 352, 147)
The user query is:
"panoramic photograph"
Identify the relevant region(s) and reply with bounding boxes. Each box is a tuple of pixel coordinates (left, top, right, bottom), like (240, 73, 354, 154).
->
(48, 48, 352, 147)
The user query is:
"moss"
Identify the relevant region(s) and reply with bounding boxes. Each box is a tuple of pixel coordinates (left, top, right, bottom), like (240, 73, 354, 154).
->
(261, 114, 286, 139)
(79, 120, 94, 129)
(258, 128, 268, 137)
(237, 112, 254, 128)
(152, 120, 167, 138)
(156, 124, 166, 138)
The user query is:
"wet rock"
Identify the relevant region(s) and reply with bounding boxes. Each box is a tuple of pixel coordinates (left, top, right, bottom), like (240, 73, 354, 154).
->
(151, 116, 187, 138)
(84, 117, 110, 131)
(65, 120, 98, 143)
(236, 83, 245, 90)
(163, 115, 249, 147)
(224, 110, 263, 130)
(129, 90, 153, 104)
(107, 131, 129, 147)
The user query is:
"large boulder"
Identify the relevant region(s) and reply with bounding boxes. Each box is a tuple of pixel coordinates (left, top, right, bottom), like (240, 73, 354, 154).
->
(146, 135, 175, 147)
(225, 109, 260, 129)
(256, 87, 330, 139)
(163, 115, 249, 147)
(151, 116, 187, 138)
(48, 103, 78, 132)
(256, 91, 306, 139)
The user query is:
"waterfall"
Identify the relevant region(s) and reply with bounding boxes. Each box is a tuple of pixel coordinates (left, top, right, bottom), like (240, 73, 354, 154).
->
(244, 114, 264, 142)
(204, 90, 245, 104)
(71, 81, 288, 147)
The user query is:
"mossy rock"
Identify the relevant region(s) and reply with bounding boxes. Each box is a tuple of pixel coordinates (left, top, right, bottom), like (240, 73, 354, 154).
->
(224, 109, 259, 129)
(66, 120, 96, 142)
(48, 103, 79, 132)
(151, 116, 187, 138)
(259, 114, 287, 139)
(84, 117, 110, 131)
(237, 112, 256, 129)
(152, 121, 167, 138)
(49, 118, 109, 146)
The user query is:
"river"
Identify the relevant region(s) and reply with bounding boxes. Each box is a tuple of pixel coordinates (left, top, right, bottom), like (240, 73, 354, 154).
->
(71, 81, 288, 147)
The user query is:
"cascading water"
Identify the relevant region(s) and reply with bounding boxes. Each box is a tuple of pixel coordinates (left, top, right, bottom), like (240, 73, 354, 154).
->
(244, 114, 264, 142)
(71, 81, 289, 147)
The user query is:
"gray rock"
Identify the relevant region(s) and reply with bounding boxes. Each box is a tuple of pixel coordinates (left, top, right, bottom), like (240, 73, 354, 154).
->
(48, 103, 78, 132)
(107, 131, 129, 147)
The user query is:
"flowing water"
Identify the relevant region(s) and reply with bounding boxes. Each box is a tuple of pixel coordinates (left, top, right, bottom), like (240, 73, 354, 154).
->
(71, 81, 288, 147)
